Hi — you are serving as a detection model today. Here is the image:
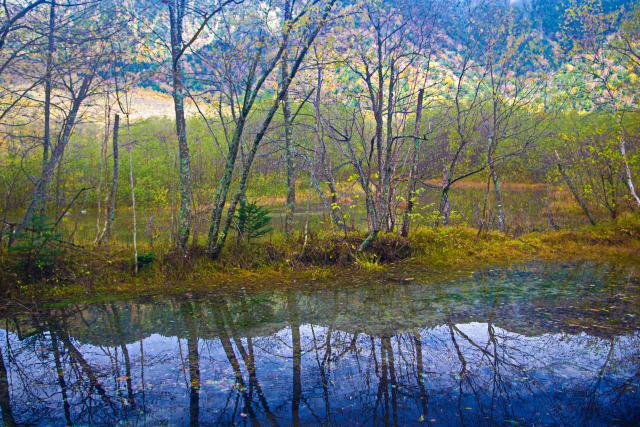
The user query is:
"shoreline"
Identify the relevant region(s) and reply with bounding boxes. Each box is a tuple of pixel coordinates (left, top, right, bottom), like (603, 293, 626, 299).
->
(1, 215, 639, 307)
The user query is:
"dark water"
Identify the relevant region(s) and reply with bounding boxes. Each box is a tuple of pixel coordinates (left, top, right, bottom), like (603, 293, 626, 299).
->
(1, 262, 639, 426)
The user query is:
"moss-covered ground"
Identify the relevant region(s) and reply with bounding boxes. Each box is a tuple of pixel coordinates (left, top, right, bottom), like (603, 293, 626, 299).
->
(1, 213, 639, 305)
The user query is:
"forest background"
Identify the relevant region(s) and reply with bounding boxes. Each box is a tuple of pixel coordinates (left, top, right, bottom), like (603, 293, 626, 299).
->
(1, 0, 639, 280)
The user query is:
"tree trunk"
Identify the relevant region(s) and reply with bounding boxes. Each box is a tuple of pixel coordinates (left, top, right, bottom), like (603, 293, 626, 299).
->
(545, 179, 560, 231)
(57, 326, 114, 408)
(40, 0, 55, 217)
(287, 295, 301, 426)
(207, 1, 336, 258)
(358, 229, 378, 251)
(378, 60, 395, 237)
(619, 127, 640, 209)
(282, 2, 295, 237)
(283, 88, 296, 236)
(94, 102, 110, 244)
(438, 167, 450, 226)
(313, 65, 344, 229)
(212, 109, 282, 257)
(600, 173, 617, 219)
(302, 175, 312, 251)
(106, 114, 120, 241)
(53, 142, 64, 227)
(0, 346, 15, 427)
(487, 137, 505, 232)
(555, 151, 596, 226)
(50, 332, 72, 426)
(20, 74, 93, 231)
(206, 116, 247, 255)
(205, 0, 316, 254)
(169, 0, 192, 250)
(181, 302, 200, 427)
(100, 114, 119, 245)
(362, 58, 396, 250)
(111, 304, 135, 409)
(401, 89, 424, 237)
(490, 163, 505, 232)
(126, 114, 138, 273)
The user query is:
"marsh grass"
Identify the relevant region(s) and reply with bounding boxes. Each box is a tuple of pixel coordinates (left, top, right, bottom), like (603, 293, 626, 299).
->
(1, 214, 639, 303)
(355, 252, 384, 271)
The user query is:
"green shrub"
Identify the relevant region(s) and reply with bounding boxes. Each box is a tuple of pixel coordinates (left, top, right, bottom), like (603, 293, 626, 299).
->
(136, 252, 155, 269)
(8, 214, 62, 272)
(234, 200, 274, 243)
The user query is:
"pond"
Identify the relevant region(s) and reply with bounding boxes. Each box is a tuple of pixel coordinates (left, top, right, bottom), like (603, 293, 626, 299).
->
(45, 184, 591, 247)
(1, 261, 639, 425)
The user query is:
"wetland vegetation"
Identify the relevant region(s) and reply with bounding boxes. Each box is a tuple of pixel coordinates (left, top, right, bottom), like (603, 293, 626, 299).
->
(1, 0, 640, 424)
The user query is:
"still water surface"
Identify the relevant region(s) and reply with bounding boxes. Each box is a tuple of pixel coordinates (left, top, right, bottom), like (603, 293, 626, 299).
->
(1, 262, 639, 426)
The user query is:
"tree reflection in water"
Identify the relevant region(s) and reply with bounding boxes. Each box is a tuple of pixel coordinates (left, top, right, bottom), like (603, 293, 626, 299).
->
(1, 262, 639, 425)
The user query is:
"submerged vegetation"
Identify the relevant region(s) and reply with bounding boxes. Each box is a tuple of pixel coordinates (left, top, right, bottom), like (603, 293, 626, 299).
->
(3, 261, 640, 425)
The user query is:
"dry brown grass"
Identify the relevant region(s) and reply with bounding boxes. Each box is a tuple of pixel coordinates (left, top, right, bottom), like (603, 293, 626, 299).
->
(422, 179, 547, 190)
(128, 88, 198, 120)
(3, 214, 638, 305)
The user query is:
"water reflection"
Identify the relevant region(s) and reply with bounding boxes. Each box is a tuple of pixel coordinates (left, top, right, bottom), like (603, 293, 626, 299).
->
(1, 262, 639, 426)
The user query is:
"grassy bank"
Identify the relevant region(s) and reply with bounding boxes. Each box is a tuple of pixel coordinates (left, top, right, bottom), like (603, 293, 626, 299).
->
(1, 214, 639, 304)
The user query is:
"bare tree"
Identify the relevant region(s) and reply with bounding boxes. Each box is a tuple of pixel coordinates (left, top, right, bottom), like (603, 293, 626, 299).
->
(16, 1, 124, 232)
(203, 0, 339, 258)
(164, 0, 243, 249)
(324, 0, 441, 249)
(562, 0, 640, 209)
(97, 113, 120, 245)
(478, 2, 550, 232)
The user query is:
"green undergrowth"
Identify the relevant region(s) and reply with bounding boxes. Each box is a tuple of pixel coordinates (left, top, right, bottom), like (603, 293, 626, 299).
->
(1, 214, 639, 304)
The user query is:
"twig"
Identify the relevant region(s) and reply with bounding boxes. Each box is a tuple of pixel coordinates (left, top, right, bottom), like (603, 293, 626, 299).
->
(52, 187, 94, 230)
